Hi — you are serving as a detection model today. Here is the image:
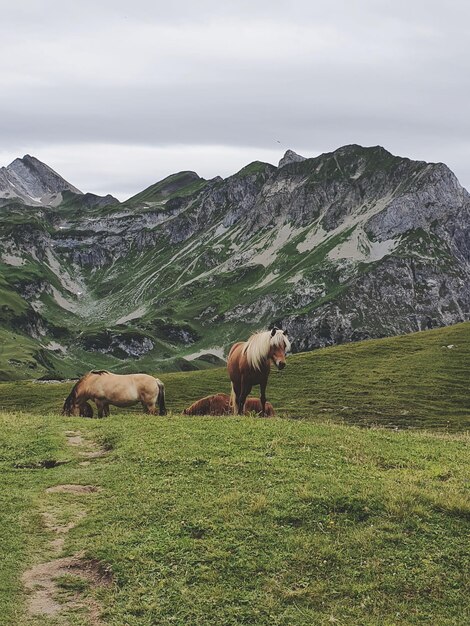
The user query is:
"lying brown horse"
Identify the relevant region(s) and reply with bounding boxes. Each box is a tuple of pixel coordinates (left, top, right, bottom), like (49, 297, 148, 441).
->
(183, 393, 274, 416)
(62, 370, 166, 417)
(183, 393, 231, 415)
(244, 397, 275, 417)
(227, 327, 290, 415)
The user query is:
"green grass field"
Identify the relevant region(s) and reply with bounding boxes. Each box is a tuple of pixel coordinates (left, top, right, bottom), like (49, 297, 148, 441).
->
(0, 324, 469, 625)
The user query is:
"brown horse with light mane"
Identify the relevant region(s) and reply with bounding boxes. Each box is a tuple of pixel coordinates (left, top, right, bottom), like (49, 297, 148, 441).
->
(62, 370, 166, 417)
(183, 393, 275, 416)
(227, 327, 290, 415)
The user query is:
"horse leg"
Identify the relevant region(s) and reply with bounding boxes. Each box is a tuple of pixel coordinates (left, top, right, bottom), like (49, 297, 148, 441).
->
(237, 381, 252, 415)
(103, 403, 110, 417)
(95, 399, 106, 419)
(230, 383, 240, 415)
(141, 397, 156, 414)
(260, 379, 268, 417)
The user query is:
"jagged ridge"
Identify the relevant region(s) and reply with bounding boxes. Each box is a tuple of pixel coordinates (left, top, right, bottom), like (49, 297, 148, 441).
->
(0, 145, 469, 380)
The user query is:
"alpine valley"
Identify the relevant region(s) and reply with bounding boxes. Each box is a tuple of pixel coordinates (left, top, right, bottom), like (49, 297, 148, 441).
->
(0, 145, 469, 380)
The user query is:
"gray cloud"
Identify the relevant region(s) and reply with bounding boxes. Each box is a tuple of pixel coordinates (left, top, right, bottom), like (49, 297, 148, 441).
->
(1, 0, 469, 199)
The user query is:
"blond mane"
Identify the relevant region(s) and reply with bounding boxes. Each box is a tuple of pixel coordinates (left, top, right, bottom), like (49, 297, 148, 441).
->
(243, 329, 291, 370)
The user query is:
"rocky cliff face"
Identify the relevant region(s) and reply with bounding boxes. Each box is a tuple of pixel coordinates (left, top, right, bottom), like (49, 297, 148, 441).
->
(0, 155, 82, 206)
(0, 145, 469, 379)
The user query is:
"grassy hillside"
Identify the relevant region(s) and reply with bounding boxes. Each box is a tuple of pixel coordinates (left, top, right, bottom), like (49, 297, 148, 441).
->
(1, 322, 469, 429)
(0, 413, 468, 625)
(0, 324, 469, 624)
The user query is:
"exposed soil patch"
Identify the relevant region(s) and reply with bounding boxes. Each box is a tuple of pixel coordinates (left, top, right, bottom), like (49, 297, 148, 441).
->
(22, 554, 112, 620)
(21, 429, 111, 624)
(42, 509, 87, 554)
(65, 430, 88, 447)
(80, 449, 108, 459)
(65, 430, 109, 460)
(46, 484, 101, 494)
(67, 435, 85, 446)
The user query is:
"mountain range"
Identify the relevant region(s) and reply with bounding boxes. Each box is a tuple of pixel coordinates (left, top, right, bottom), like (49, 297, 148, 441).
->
(0, 145, 469, 380)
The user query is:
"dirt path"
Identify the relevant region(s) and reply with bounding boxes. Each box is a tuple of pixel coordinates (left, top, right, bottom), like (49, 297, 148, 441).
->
(21, 430, 112, 624)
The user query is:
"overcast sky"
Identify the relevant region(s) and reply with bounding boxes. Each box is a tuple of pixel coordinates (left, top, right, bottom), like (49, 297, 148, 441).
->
(1, 0, 469, 200)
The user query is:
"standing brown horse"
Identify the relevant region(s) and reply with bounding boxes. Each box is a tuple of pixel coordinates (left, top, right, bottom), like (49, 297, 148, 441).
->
(62, 370, 166, 417)
(227, 328, 291, 415)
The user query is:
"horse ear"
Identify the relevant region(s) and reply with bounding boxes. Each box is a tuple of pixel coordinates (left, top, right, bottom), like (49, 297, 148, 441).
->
(283, 330, 288, 336)
(271, 328, 276, 337)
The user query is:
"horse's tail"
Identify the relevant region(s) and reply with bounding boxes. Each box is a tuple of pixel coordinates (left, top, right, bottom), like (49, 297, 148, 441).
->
(230, 383, 237, 415)
(156, 378, 166, 416)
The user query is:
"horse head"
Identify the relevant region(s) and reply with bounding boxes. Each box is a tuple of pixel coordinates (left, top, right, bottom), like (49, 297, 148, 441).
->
(269, 328, 291, 370)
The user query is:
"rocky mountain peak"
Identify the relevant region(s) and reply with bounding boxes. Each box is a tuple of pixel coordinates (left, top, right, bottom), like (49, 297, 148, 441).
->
(278, 149, 306, 168)
(0, 154, 82, 206)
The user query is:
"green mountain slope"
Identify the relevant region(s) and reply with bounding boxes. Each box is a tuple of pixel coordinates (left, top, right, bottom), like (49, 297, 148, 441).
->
(0, 145, 469, 379)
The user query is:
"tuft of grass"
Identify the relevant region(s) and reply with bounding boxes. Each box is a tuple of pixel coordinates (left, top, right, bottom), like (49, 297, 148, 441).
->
(56, 574, 89, 593)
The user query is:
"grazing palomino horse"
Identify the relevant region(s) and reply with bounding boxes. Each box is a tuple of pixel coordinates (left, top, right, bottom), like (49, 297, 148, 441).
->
(62, 370, 166, 417)
(183, 393, 275, 416)
(227, 327, 290, 415)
